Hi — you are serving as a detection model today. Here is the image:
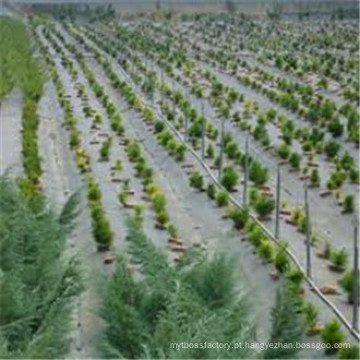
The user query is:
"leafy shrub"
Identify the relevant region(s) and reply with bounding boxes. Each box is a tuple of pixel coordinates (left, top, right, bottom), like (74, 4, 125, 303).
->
(228, 207, 249, 229)
(328, 118, 343, 138)
(225, 142, 239, 159)
(247, 226, 264, 247)
(309, 169, 320, 187)
(258, 239, 274, 262)
(134, 158, 146, 177)
(275, 248, 289, 273)
(100, 137, 112, 161)
(167, 223, 179, 239)
(118, 190, 129, 206)
(206, 143, 215, 158)
(266, 107, 277, 121)
(250, 161, 268, 186)
(206, 183, 216, 200)
(87, 179, 102, 202)
(22, 99, 42, 191)
(221, 166, 239, 191)
(90, 203, 113, 251)
(254, 195, 275, 218)
(289, 152, 301, 169)
(277, 142, 290, 160)
(94, 113, 102, 124)
(156, 210, 169, 227)
(331, 248, 348, 269)
(338, 346, 360, 360)
(321, 319, 345, 354)
(216, 191, 229, 207)
(323, 241, 332, 259)
(152, 192, 167, 213)
(69, 130, 80, 148)
(166, 139, 178, 154)
(100, 219, 271, 359)
(286, 267, 304, 289)
(343, 194, 354, 213)
(303, 302, 319, 332)
(154, 120, 165, 134)
(189, 171, 204, 190)
(349, 168, 359, 183)
(113, 159, 123, 172)
(327, 170, 347, 189)
(324, 140, 340, 159)
(175, 144, 186, 162)
(110, 113, 123, 133)
(127, 141, 141, 162)
(264, 280, 306, 359)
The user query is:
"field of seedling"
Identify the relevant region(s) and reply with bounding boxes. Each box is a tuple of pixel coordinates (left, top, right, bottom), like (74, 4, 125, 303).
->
(0, 2, 359, 359)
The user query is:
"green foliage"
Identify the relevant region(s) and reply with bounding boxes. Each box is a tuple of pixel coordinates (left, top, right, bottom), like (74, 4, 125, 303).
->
(100, 137, 112, 161)
(331, 248, 348, 269)
(175, 144, 186, 162)
(338, 345, 360, 359)
(87, 179, 102, 202)
(22, 98, 42, 191)
(221, 166, 239, 191)
(216, 191, 229, 207)
(152, 192, 167, 214)
(206, 183, 216, 200)
(206, 143, 215, 159)
(303, 302, 320, 335)
(167, 223, 179, 239)
(257, 239, 274, 262)
(100, 219, 258, 359)
(328, 118, 343, 138)
(249, 161, 268, 186)
(343, 194, 354, 213)
(154, 120, 165, 134)
(321, 319, 345, 354)
(0, 18, 43, 101)
(277, 142, 290, 160)
(110, 113, 124, 134)
(127, 141, 142, 162)
(324, 140, 340, 159)
(275, 248, 289, 273)
(228, 207, 249, 230)
(309, 169, 320, 187)
(189, 171, 204, 190)
(156, 210, 169, 227)
(90, 203, 113, 251)
(69, 129, 80, 148)
(254, 195, 275, 218)
(225, 142, 239, 159)
(113, 159, 123, 172)
(289, 152, 301, 169)
(0, 176, 82, 358)
(264, 281, 306, 359)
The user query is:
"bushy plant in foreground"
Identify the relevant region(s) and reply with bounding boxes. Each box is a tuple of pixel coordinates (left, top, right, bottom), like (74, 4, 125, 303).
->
(100, 219, 306, 359)
(264, 280, 306, 359)
(0, 176, 82, 358)
(321, 319, 345, 355)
